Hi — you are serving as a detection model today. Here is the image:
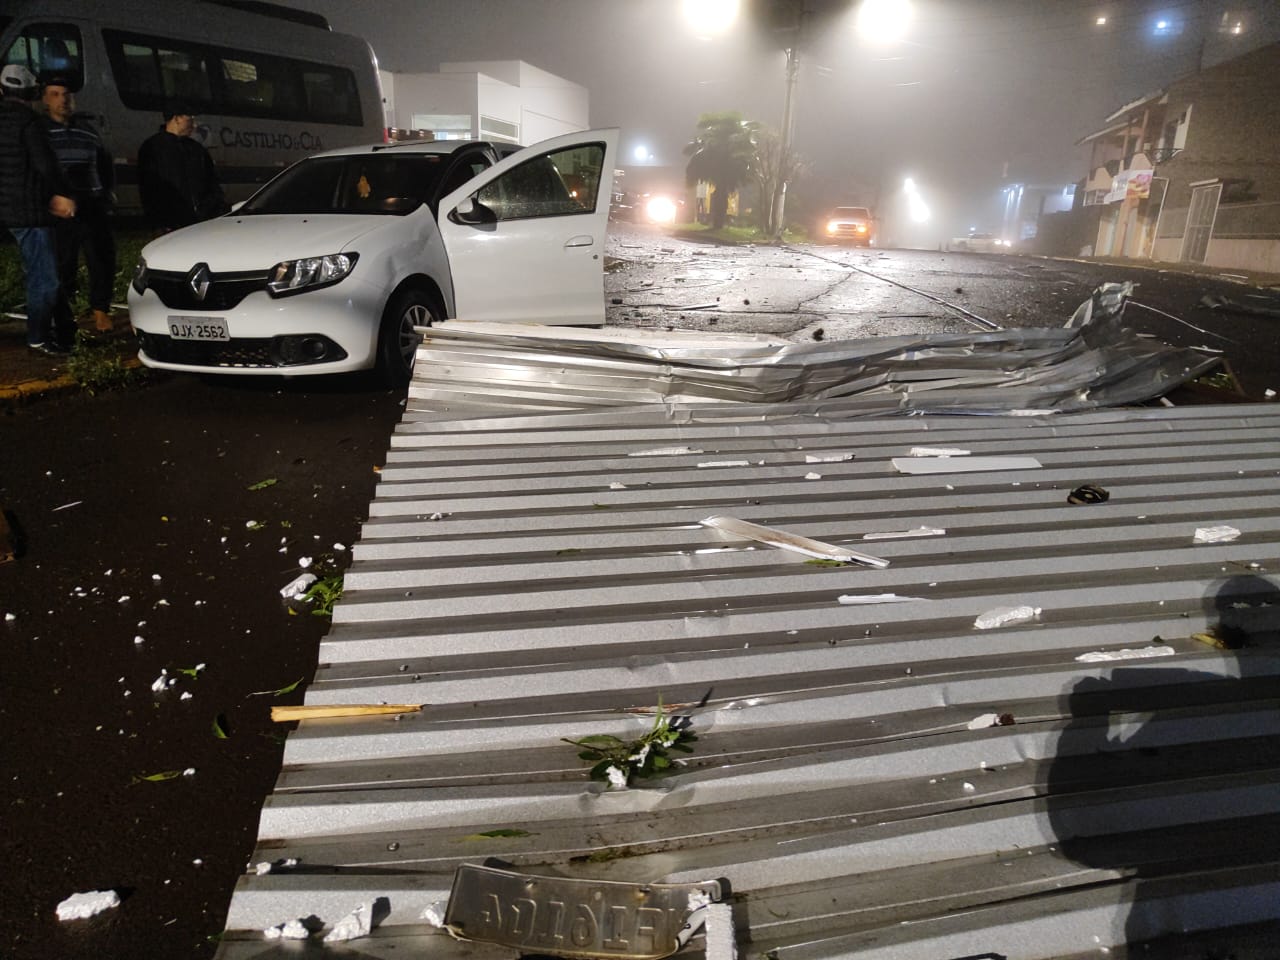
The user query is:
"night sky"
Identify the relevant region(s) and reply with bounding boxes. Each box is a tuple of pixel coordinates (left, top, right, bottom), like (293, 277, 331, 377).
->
(290, 0, 1280, 239)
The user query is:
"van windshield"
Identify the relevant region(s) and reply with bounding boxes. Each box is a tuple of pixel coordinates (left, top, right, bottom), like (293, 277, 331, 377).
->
(239, 154, 446, 216)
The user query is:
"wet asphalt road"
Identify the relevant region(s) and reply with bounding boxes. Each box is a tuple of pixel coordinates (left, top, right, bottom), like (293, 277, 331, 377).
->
(2, 226, 1278, 960)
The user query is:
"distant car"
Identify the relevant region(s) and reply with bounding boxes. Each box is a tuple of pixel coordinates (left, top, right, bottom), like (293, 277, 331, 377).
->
(948, 232, 1013, 254)
(821, 206, 875, 246)
(129, 129, 618, 385)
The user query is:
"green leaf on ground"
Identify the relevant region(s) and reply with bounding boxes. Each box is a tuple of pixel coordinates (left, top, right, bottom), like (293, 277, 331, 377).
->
(247, 478, 278, 491)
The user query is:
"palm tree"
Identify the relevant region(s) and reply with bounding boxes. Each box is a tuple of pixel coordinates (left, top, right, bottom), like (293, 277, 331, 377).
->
(684, 112, 757, 229)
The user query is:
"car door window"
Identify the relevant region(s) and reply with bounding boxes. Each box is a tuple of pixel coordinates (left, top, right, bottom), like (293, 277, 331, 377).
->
(473, 142, 604, 221)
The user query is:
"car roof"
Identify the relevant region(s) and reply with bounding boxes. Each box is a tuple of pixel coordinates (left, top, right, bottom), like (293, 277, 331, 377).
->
(308, 139, 505, 160)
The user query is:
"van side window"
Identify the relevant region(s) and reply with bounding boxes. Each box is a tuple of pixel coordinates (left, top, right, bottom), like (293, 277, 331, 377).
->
(104, 31, 213, 112)
(3, 22, 84, 91)
(103, 29, 363, 127)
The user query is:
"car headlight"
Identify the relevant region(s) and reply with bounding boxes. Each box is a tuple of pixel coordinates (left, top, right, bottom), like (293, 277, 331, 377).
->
(856, 224, 868, 233)
(131, 256, 148, 295)
(826, 220, 839, 233)
(267, 252, 359, 298)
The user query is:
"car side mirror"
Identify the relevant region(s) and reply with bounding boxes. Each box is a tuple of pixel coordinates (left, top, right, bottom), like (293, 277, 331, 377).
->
(449, 196, 497, 226)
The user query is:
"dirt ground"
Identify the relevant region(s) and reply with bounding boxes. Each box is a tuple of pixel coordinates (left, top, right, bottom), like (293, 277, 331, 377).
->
(0, 374, 404, 959)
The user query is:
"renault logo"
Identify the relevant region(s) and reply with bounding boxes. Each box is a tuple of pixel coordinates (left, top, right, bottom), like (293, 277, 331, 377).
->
(188, 263, 212, 301)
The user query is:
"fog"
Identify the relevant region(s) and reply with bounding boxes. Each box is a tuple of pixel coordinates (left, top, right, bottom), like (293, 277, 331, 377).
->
(294, 0, 1280, 244)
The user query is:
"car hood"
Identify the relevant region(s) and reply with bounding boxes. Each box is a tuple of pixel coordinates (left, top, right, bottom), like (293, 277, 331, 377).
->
(140, 215, 397, 272)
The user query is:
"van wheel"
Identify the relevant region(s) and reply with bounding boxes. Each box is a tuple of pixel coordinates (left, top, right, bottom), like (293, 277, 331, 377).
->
(377, 287, 439, 387)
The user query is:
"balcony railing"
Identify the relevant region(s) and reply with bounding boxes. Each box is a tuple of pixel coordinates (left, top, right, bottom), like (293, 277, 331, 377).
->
(1149, 147, 1182, 164)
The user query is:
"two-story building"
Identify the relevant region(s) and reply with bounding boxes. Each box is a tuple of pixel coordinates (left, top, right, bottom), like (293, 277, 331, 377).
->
(1070, 40, 1280, 273)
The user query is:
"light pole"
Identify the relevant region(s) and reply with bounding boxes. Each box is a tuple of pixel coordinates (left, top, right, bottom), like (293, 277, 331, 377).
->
(771, 2, 808, 240)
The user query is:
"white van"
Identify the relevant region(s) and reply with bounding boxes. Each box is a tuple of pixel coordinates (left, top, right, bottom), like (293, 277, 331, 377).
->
(0, 0, 385, 211)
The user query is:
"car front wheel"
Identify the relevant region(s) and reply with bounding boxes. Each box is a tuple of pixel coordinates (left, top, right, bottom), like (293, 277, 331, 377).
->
(377, 287, 439, 387)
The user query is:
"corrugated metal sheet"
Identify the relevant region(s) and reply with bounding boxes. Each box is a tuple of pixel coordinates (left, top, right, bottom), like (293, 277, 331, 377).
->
(216, 401, 1280, 959)
(404, 282, 1218, 414)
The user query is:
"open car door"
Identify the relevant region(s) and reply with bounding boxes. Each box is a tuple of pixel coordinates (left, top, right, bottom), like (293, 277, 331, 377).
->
(436, 128, 618, 326)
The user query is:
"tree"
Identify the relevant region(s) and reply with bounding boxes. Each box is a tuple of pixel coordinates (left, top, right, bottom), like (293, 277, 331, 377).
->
(684, 112, 757, 229)
(748, 126, 806, 238)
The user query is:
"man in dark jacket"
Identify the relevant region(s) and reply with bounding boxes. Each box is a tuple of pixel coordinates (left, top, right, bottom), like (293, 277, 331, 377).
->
(0, 64, 77, 354)
(43, 76, 116, 332)
(137, 103, 227, 233)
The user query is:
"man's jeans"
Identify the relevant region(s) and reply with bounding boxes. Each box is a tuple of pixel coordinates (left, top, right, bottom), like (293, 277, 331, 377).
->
(10, 226, 69, 347)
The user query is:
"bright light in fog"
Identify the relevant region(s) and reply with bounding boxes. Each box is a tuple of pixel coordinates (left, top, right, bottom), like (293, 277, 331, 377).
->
(903, 177, 931, 223)
(1095, 16, 1107, 25)
(633, 145, 650, 162)
(646, 196, 678, 224)
(857, 0, 914, 42)
(681, 0, 740, 36)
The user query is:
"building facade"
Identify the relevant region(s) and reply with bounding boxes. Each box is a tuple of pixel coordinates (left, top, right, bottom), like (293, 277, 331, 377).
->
(380, 60, 588, 147)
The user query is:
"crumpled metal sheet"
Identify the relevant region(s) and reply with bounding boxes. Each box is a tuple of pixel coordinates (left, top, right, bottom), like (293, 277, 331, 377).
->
(411, 283, 1218, 413)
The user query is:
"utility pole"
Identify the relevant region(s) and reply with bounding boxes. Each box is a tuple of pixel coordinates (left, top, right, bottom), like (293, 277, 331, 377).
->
(772, 1, 807, 241)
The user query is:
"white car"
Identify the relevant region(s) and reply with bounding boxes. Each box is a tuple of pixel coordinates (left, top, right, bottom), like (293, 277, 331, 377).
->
(947, 232, 1012, 254)
(129, 128, 618, 385)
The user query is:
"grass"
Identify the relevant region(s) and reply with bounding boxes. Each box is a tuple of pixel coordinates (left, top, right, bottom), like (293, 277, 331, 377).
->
(671, 222, 810, 245)
(66, 329, 147, 393)
(1, 219, 150, 318)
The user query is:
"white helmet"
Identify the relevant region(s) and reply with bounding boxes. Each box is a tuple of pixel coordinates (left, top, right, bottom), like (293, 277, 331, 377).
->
(0, 64, 39, 98)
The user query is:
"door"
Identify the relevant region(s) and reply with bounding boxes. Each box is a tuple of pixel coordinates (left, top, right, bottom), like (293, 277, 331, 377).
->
(1181, 182, 1221, 264)
(437, 128, 617, 325)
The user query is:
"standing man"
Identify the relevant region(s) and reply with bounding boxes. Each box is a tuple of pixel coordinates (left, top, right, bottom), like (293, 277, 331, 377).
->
(0, 64, 77, 355)
(137, 103, 226, 233)
(42, 76, 116, 333)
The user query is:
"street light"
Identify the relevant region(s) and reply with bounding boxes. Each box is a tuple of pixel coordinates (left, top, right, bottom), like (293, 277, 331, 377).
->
(681, 0, 740, 37)
(856, 0, 914, 43)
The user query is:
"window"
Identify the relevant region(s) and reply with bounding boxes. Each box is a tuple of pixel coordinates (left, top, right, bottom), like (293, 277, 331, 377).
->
(240, 154, 446, 216)
(479, 115, 519, 143)
(474, 143, 604, 221)
(103, 30, 362, 126)
(3, 22, 83, 91)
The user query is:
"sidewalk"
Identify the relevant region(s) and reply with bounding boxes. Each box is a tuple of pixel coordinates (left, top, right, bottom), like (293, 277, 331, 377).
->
(0, 308, 137, 405)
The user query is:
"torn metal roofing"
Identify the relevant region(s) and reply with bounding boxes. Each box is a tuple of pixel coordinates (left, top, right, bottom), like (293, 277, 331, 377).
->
(407, 283, 1217, 414)
(216, 398, 1280, 959)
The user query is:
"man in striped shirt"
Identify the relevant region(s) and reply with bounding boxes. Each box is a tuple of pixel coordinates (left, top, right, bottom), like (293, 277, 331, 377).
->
(42, 77, 116, 333)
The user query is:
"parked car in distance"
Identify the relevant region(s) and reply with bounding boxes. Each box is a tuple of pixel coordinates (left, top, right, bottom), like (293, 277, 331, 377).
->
(128, 129, 618, 385)
(821, 206, 875, 246)
(948, 231, 1013, 253)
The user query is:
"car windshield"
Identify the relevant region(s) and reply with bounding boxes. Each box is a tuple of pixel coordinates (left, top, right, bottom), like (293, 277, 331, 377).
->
(239, 154, 447, 216)
(833, 207, 871, 218)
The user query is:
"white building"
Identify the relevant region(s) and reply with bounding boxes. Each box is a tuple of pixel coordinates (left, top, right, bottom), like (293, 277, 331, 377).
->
(379, 60, 588, 146)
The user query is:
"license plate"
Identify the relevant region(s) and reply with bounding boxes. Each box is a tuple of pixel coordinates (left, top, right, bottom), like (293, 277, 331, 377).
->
(167, 316, 229, 341)
(444, 863, 721, 960)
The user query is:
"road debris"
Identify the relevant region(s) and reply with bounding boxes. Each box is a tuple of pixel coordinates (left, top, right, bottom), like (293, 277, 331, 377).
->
(264, 918, 311, 940)
(1068, 484, 1110, 504)
(837, 593, 925, 604)
(324, 900, 378, 942)
(1075, 645, 1176, 662)
(974, 605, 1041, 629)
(271, 703, 423, 721)
(56, 889, 120, 921)
(862, 527, 945, 540)
(279, 572, 318, 599)
(909, 447, 970, 457)
(1194, 525, 1241, 544)
(893, 455, 1042, 475)
(701, 515, 889, 568)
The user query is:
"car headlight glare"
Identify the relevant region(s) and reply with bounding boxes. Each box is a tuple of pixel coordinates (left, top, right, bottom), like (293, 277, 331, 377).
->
(267, 252, 358, 297)
(826, 220, 839, 232)
(856, 223, 867, 233)
(131, 256, 148, 295)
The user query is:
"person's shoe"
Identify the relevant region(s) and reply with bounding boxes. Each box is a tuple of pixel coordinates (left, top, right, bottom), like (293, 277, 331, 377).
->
(93, 309, 113, 332)
(27, 341, 71, 356)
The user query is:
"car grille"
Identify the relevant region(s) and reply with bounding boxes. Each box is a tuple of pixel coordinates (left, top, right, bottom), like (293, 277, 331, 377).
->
(144, 269, 270, 311)
(137, 332, 278, 367)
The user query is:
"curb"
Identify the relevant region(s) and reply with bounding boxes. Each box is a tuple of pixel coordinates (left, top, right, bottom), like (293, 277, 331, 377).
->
(0, 356, 143, 409)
